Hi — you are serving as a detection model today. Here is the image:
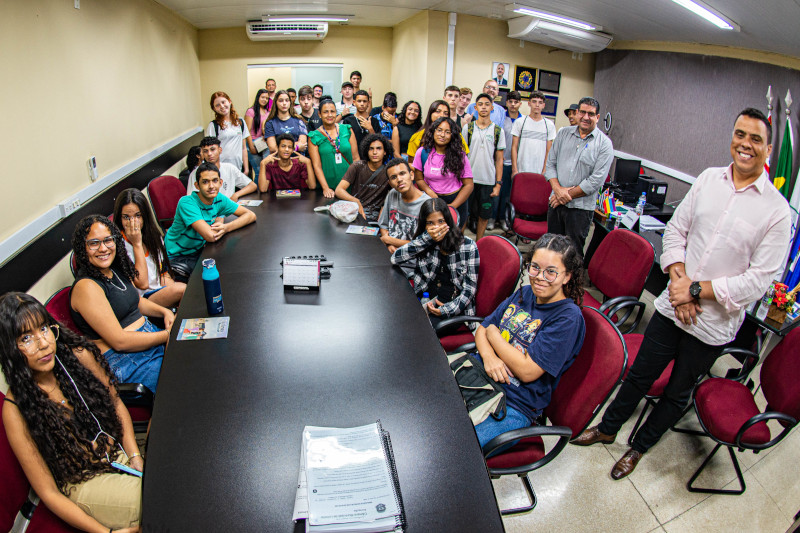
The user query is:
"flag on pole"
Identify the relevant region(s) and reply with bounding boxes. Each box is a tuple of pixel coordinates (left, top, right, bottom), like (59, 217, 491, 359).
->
(773, 115, 793, 199)
(765, 110, 772, 176)
(783, 166, 800, 290)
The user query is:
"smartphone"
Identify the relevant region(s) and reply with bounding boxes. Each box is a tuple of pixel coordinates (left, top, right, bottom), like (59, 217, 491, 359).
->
(111, 461, 143, 477)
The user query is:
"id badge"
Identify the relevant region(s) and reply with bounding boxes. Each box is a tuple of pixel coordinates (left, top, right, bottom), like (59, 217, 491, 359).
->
(335, 152, 343, 164)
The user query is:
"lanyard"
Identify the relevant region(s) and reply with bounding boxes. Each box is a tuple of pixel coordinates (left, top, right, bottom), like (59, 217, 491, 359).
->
(321, 125, 341, 154)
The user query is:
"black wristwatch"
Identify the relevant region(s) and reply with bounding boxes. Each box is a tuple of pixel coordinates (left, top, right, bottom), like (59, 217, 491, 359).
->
(689, 281, 702, 300)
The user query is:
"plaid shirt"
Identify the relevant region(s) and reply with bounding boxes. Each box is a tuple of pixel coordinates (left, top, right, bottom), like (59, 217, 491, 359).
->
(391, 232, 479, 318)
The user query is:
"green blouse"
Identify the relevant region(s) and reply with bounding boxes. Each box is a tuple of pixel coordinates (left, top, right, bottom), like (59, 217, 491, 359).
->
(308, 124, 353, 190)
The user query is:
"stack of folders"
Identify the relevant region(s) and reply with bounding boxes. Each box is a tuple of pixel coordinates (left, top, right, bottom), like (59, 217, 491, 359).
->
(292, 421, 406, 533)
(639, 215, 667, 232)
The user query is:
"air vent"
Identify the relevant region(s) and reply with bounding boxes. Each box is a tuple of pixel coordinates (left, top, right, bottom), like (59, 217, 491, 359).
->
(246, 21, 328, 41)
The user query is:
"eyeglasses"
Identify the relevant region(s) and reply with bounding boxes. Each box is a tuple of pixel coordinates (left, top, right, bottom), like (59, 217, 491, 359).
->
(121, 213, 143, 222)
(525, 263, 562, 283)
(577, 110, 597, 118)
(18, 324, 59, 353)
(434, 128, 452, 135)
(86, 236, 116, 250)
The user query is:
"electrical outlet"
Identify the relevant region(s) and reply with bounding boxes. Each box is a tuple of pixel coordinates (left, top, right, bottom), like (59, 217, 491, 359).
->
(58, 197, 81, 218)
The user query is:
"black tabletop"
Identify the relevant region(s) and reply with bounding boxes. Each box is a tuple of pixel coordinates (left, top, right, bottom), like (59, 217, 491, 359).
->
(141, 190, 504, 532)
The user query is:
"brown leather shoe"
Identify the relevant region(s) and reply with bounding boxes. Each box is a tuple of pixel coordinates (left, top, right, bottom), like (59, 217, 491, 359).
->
(571, 425, 616, 446)
(611, 448, 643, 480)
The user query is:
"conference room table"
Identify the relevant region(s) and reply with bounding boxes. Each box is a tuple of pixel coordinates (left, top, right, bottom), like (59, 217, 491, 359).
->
(141, 190, 505, 532)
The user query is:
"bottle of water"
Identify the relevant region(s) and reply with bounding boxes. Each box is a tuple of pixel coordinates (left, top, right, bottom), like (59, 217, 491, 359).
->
(202, 258, 224, 315)
(635, 192, 647, 215)
(420, 291, 431, 312)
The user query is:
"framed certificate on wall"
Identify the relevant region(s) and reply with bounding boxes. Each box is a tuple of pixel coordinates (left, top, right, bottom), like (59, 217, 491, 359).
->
(542, 95, 558, 117)
(537, 70, 561, 94)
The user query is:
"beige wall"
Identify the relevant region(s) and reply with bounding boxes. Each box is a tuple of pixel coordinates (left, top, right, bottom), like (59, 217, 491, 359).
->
(451, 14, 597, 130)
(198, 25, 394, 125)
(0, 0, 201, 246)
(391, 11, 431, 106)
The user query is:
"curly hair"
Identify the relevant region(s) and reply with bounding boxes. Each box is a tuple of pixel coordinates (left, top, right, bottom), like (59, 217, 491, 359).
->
(209, 91, 242, 130)
(0, 293, 123, 494)
(413, 198, 465, 254)
(113, 188, 172, 278)
(71, 215, 137, 283)
(358, 133, 394, 163)
(421, 117, 465, 179)
(525, 233, 585, 305)
(400, 100, 422, 130)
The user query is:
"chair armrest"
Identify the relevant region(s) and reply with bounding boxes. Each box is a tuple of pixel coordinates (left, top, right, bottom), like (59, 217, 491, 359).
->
(117, 382, 154, 407)
(435, 315, 485, 334)
(505, 203, 516, 229)
(448, 342, 477, 354)
(483, 425, 572, 476)
(603, 297, 646, 334)
(735, 412, 797, 450)
(710, 347, 760, 382)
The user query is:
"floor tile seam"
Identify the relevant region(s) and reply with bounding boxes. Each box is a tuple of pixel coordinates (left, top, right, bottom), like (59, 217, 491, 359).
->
(749, 470, 795, 525)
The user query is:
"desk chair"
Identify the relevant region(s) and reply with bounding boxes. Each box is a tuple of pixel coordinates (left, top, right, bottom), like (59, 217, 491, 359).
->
(44, 288, 153, 434)
(678, 327, 800, 495)
(435, 236, 522, 352)
(479, 307, 627, 515)
(504, 173, 550, 244)
(1, 391, 81, 533)
(585, 228, 654, 333)
(147, 175, 184, 231)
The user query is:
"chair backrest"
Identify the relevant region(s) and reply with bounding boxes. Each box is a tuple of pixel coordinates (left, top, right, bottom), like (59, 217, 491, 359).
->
(0, 391, 29, 531)
(588, 228, 654, 300)
(761, 327, 800, 422)
(44, 287, 80, 335)
(474, 236, 523, 317)
(68, 252, 78, 278)
(544, 306, 627, 437)
(509, 173, 550, 217)
(448, 205, 460, 227)
(147, 175, 184, 230)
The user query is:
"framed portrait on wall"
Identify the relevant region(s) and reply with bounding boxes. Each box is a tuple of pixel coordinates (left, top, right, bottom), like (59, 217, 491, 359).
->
(492, 62, 511, 87)
(513, 65, 537, 97)
(542, 95, 558, 117)
(537, 70, 561, 93)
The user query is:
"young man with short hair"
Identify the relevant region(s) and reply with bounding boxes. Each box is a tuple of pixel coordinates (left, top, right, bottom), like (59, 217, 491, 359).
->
(466, 80, 506, 128)
(444, 85, 460, 122)
(342, 90, 375, 149)
(463, 93, 505, 241)
(350, 70, 372, 107)
(166, 162, 257, 281)
(264, 78, 277, 111)
(492, 90, 523, 231)
(312, 84, 323, 109)
(287, 87, 298, 113)
(335, 81, 356, 122)
(258, 133, 315, 192)
(371, 93, 398, 139)
(378, 158, 430, 254)
(334, 133, 394, 222)
(511, 91, 556, 176)
(188, 137, 257, 201)
(456, 87, 473, 129)
(297, 85, 322, 132)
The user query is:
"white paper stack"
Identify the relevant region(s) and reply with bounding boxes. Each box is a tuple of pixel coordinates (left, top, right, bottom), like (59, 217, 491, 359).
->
(639, 215, 667, 231)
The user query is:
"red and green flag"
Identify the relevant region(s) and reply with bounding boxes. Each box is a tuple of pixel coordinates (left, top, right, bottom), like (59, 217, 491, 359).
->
(774, 116, 794, 199)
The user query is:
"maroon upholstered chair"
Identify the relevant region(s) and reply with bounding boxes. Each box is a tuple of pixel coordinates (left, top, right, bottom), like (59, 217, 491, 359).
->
(482, 306, 627, 514)
(44, 288, 153, 433)
(147, 175, 184, 230)
(0, 391, 81, 533)
(504, 173, 550, 244)
(681, 327, 800, 495)
(584, 228, 654, 333)
(435, 236, 522, 352)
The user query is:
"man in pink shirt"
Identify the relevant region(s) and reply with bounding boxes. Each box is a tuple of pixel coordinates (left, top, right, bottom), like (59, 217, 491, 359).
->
(573, 108, 790, 479)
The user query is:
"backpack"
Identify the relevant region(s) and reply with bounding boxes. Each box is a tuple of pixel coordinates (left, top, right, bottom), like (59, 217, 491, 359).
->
(466, 121, 502, 150)
(212, 119, 245, 137)
(447, 352, 507, 425)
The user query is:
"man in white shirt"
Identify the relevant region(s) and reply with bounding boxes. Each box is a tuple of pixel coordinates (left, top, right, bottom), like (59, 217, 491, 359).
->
(187, 137, 257, 202)
(335, 81, 357, 122)
(572, 108, 791, 481)
(511, 91, 555, 176)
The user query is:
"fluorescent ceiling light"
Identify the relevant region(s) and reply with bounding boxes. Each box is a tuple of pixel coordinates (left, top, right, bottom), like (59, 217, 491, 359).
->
(505, 4, 598, 31)
(669, 0, 738, 30)
(264, 15, 351, 23)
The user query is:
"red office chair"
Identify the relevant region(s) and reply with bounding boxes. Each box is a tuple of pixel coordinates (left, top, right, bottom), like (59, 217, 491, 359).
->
(44, 288, 153, 434)
(481, 306, 627, 514)
(584, 228, 654, 333)
(679, 327, 800, 495)
(0, 391, 81, 533)
(505, 173, 550, 244)
(435, 236, 522, 352)
(147, 175, 184, 230)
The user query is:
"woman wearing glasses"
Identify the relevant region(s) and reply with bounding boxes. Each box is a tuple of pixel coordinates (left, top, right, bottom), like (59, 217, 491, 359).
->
(472, 233, 586, 448)
(70, 215, 171, 394)
(113, 189, 185, 309)
(1, 292, 142, 531)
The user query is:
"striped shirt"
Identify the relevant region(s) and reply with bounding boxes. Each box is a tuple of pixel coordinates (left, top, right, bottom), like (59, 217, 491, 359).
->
(165, 192, 238, 258)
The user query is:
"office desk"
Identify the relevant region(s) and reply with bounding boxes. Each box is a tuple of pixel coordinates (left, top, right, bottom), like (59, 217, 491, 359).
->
(141, 190, 504, 532)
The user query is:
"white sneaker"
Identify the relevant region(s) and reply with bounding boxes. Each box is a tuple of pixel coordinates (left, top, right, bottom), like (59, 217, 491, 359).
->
(500, 220, 509, 232)
(486, 218, 495, 231)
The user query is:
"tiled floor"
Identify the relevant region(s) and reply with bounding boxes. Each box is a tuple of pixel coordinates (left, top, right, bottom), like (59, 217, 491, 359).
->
(467, 224, 799, 533)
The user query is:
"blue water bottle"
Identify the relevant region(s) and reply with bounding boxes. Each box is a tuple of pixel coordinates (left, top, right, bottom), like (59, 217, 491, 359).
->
(202, 258, 224, 315)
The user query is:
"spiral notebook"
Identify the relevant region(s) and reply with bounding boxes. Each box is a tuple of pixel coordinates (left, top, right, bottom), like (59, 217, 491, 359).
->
(293, 421, 406, 533)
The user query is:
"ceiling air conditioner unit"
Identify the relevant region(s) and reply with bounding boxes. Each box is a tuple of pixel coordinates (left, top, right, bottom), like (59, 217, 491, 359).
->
(246, 21, 328, 41)
(507, 17, 612, 53)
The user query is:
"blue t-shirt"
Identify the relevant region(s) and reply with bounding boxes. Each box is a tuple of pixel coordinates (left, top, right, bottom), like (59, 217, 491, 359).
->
(263, 116, 308, 141)
(481, 286, 585, 422)
(165, 192, 238, 258)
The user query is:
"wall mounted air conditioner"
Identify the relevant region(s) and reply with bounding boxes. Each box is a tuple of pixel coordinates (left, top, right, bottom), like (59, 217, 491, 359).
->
(507, 17, 612, 53)
(246, 21, 328, 41)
